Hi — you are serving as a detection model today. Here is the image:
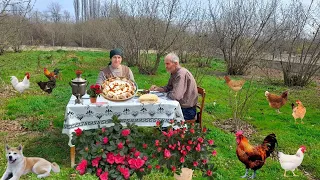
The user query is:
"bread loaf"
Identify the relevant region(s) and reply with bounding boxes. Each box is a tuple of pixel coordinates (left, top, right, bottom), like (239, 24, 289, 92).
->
(139, 94, 159, 103)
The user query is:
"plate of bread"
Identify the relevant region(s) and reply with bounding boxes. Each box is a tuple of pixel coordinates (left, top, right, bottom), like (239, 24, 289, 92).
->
(101, 77, 137, 101)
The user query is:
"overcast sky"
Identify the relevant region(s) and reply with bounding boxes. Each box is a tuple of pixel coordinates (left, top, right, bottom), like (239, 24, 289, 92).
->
(33, 0, 315, 17)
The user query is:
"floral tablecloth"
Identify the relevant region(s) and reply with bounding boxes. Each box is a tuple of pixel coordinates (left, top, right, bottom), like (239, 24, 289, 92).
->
(62, 94, 184, 141)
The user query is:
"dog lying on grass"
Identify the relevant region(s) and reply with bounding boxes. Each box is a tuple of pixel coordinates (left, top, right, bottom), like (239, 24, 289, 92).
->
(1, 144, 60, 180)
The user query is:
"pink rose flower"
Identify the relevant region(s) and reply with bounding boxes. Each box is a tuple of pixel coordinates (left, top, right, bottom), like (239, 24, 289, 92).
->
(99, 171, 108, 180)
(195, 143, 201, 152)
(156, 121, 160, 126)
(208, 139, 214, 145)
(91, 156, 101, 167)
(155, 140, 160, 146)
(164, 149, 171, 159)
(207, 170, 213, 176)
(212, 150, 217, 156)
(114, 154, 125, 164)
(96, 168, 102, 177)
(197, 137, 204, 143)
(157, 147, 162, 152)
(180, 150, 187, 156)
(101, 127, 106, 133)
(180, 157, 185, 163)
(142, 156, 148, 161)
(128, 158, 145, 169)
(106, 152, 115, 164)
(134, 151, 140, 157)
(117, 142, 123, 149)
(121, 129, 131, 136)
(188, 140, 193, 145)
(190, 128, 195, 134)
(186, 145, 191, 151)
(75, 128, 82, 136)
(103, 137, 108, 144)
(119, 167, 130, 179)
(147, 165, 152, 169)
(202, 159, 208, 164)
(76, 159, 87, 175)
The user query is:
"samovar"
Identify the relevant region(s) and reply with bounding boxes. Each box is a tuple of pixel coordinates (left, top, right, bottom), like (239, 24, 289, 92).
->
(69, 70, 88, 104)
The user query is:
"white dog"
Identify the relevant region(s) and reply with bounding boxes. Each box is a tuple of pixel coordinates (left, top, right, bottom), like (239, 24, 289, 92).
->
(1, 145, 60, 180)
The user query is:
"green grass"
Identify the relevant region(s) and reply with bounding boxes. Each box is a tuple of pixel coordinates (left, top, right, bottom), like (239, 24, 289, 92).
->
(0, 50, 319, 179)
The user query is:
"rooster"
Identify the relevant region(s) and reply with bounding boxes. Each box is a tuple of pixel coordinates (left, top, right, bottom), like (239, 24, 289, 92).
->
(224, 76, 246, 92)
(291, 100, 306, 124)
(265, 91, 288, 113)
(235, 130, 277, 179)
(44, 68, 60, 80)
(10, 72, 30, 93)
(37, 79, 56, 94)
(278, 146, 306, 177)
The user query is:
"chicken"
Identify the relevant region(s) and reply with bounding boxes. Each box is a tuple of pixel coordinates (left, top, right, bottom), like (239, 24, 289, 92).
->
(44, 68, 60, 80)
(265, 91, 288, 113)
(37, 79, 56, 94)
(10, 72, 30, 93)
(235, 130, 277, 179)
(224, 76, 246, 92)
(278, 146, 306, 177)
(291, 100, 306, 124)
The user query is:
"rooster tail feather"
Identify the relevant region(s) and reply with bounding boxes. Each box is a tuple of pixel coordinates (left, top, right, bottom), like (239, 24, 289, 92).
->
(263, 133, 277, 157)
(10, 76, 19, 86)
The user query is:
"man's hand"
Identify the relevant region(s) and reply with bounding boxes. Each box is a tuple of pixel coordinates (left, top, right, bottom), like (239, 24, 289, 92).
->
(149, 85, 165, 92)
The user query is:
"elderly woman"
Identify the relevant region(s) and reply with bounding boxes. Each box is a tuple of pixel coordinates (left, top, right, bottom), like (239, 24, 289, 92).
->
(96, 48, 135, 85)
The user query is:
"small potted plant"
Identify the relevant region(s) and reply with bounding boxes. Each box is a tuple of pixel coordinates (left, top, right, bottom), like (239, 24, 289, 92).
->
(72, 115, 152, 179)
(151, 120, 217, 179)
(87, 84, 102, 103)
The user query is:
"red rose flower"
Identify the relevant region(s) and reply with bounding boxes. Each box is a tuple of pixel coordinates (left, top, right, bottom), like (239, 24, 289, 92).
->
(180, 157, 185, 163)
(147, 165, 152, 169)
(103, 137, 108, 144)
(193, 161, 198, 167)
(171, 166, 176, 172)
(202, 127, 207, 133)
(155, 140, 160, 146)
(188, 140, 193, 145)
(99, 171, 108, 180)
(121, 129, 131, 136)
(143, 143, 148, 149)
(180, 150, 187, 156)
(114, 154, 125, 164)
(95, 84, 100, 89)
(106, 152, 115, 164)
(101, 127, 106, 133)
(76, 159, 87, 175)
(190, 128, 195, 134)
(164, 149, 171, 159)
(142, 156, 148, 161)
(208, 139, 214, 145)
(202, 159, 208, 164)
(197, 137, 204, 143)
(156, 121, 160, 126)
(75, 128, 82, 136)
(155, 165, 161, 169)
(186, 145, 191, 151)
(207, 170, 213, 176)
(157, 147, 162, 152)
(117, 142, 124, 149)
(91, 156, 102, 167)
(90, 85, 95, 89)
(96, 168, 102, 177)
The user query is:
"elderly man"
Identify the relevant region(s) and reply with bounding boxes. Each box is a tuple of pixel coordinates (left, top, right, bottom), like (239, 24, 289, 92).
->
(150, 53, 198, 120)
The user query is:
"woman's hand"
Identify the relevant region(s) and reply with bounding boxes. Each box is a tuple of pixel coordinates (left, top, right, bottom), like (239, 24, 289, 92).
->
(149, 85, 165, 92)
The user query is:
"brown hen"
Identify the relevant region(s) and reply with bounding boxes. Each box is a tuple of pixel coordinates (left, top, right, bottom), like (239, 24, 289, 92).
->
(291, 100, 306, 124)
(265, 91, 288, 113)
(224, 76, 246, 92)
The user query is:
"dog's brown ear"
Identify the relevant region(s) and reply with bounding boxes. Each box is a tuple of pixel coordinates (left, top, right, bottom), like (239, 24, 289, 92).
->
(5, 144, 10, 151)
(17, 144, 23, 151)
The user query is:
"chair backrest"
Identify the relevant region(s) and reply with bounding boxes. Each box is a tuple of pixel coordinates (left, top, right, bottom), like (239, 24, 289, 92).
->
(196, 87, 206, 128)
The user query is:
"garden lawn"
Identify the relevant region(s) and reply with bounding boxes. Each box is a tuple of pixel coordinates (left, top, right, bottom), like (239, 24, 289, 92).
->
(0, 50, 319, 179)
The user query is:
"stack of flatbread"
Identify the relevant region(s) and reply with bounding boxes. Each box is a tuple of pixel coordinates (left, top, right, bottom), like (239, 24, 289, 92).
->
(139, 94, 159, 103)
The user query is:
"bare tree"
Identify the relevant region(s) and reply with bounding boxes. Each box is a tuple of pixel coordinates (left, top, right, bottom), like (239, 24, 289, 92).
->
(268, 0, 320, 86)
(47, 2, 62, 23)
(209, 0, 279, 75)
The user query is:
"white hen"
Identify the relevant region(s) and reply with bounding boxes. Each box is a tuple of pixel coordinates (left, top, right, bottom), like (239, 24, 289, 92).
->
(278, 146, 306, 177)
(10, 72, 30, 93)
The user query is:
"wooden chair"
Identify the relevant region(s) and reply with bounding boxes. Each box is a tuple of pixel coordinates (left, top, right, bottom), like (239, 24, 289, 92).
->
(186, 87, 206, 128)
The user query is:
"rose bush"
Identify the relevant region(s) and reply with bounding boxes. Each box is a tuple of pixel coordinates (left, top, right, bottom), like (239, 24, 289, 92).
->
(72, 116, 152, 179)
(151, 120, 217, 179)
